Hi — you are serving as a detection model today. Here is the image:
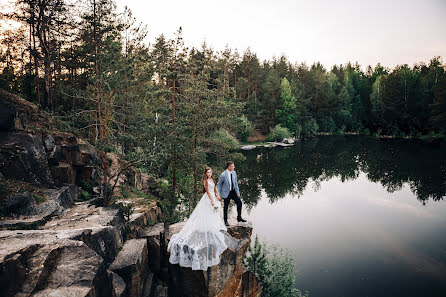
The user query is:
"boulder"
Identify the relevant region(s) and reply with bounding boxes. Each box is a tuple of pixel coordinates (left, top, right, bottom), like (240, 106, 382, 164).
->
(42, 133, 55, 153)
(2, 192, 36, 216)
(109, 239, 151, 297)
(35, 186, 76, 217)
(0, 233, 112, 297)
(0, 185, 78, 220)
(241, 145, 257, 150)
(0, 132, 54, 187)
(110, 270, 127, 297)
(282, 138, 295, 144)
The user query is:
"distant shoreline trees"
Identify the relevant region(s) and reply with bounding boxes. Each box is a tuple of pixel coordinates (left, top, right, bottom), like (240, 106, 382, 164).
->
(1, 1, 445, 147)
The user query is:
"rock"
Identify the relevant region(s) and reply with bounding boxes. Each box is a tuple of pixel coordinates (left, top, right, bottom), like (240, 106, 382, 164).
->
(0, 132, 55, 187)
(1, 185, 77, 220)
(43, 203, 125, 263)
(143, 221, 259, 297)
(241, 145, 257, 150)
(50, 163, 76, 185)
(2, 192, 36, 216)
(282, 138, 295, 144)
(0, 234, 112, 297)
(110, 271, 127, 297)
(110, 239, 150, 297)
(35, 186, 76, 217)
(151, 277, 169, 297)
(241, 269, 262, 297)
(42, 133, 55, 153)
(0, 101, 16, 131)
(0, 89, 49, 132)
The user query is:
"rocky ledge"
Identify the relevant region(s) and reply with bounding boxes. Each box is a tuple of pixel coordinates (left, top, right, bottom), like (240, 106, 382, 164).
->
(0, 204, 261, 297)
(0, 89, 261, 296)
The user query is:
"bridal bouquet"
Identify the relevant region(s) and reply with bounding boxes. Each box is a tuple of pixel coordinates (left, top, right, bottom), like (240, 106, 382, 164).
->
(213, 205, 219, 212)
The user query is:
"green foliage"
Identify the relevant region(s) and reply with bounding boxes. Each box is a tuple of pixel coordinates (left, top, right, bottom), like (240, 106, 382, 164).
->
(243, 236, 309, 297)
(209, 128, 239, 150)
(301, 118, 319, 138)
(243, 235, 270, 285)
(121, 186, 130, 199)
(80, 190, 90, 201)
(235, 115, 253, 142)
(318, 116, 337, 133)
(32, 193, 44, 204)
(267, 124, 291, 142)
(275, 78, 297, 133)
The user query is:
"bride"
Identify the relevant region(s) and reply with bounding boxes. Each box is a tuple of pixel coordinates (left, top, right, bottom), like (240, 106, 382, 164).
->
(167, 166, 228, 270)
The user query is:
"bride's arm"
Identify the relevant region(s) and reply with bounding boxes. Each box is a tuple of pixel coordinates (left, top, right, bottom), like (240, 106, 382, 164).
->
(214, 182, 221, 200)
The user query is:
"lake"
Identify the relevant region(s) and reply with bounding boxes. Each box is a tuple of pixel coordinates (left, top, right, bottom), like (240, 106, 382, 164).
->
(232, 135, 446, 297)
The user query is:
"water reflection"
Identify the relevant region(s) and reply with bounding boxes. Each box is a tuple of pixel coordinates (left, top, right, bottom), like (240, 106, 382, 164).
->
(235, 136, 446, 297)
(238, 136, 446, 209)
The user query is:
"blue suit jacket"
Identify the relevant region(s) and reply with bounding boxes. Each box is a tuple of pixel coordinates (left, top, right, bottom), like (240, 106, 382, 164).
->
(217, 170, 240, 198)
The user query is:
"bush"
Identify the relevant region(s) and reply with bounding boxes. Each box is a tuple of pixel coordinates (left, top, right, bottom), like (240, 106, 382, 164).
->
(294, 123, 302, 139)
(235, 115, 253, 142)
(301, 118, 319, 138)
(267, 124, 291, 142)
(318, 117, 336, 133)
(243, 236, 309, 297)
(210, 128, 239, 149)
(81, 190, 90, 201)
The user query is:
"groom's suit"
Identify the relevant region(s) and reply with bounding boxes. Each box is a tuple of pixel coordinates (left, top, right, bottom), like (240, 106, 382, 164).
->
(217, 169, 242, 223)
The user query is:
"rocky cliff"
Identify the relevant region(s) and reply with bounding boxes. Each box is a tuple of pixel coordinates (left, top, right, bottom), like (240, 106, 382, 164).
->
(0, 89, 261, 297)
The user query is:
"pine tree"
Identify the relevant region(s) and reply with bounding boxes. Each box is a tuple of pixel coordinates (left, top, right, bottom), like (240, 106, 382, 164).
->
(275, 77, 297, 134)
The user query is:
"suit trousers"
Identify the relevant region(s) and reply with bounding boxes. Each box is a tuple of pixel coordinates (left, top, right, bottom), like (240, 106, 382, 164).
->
(223, 189, 242, 222)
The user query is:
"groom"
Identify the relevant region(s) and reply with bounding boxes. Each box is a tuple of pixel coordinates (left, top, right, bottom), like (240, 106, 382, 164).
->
(217, 161, 247, 226)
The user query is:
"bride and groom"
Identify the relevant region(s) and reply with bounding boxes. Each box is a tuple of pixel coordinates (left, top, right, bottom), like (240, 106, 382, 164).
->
(167, 161, 247, 271)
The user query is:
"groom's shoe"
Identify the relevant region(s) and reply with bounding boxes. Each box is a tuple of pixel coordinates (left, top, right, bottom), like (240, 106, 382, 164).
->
(237, 217, 247, 222)
(225, 221, 230, 226)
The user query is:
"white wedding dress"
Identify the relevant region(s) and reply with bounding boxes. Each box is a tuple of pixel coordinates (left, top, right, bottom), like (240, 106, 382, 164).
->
(167, 179, 228, 270)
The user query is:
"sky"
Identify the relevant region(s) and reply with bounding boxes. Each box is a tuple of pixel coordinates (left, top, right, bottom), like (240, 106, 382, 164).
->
(116, 0, 446, 70)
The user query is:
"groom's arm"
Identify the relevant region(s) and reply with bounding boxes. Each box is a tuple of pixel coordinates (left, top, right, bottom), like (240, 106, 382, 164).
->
(234, 172, 240, 196)
(217, 173, 224, 193)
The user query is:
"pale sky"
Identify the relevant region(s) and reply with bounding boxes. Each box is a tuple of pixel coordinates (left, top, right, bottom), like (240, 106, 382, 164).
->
(117, 0, 446, 70)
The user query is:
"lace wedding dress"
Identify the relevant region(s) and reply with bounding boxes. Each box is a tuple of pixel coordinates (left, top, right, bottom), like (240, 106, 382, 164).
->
(167, 179, 228, 270)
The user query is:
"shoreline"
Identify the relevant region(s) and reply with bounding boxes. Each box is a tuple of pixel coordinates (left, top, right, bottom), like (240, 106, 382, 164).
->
(239, 132, 445, 150)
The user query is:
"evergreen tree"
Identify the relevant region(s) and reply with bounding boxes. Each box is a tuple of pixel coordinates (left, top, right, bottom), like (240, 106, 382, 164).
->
(275, 77, 297, 134)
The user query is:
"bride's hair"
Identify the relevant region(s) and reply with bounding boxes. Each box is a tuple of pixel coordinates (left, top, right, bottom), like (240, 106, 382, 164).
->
(201, 166, 215, 194)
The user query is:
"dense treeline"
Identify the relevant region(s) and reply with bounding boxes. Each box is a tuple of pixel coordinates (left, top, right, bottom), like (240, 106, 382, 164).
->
(2, 0, 446, 140)
(1, 0, 446, 214)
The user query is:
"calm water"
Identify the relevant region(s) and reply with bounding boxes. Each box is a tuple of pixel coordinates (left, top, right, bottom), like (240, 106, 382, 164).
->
(232, 136, 446, 297)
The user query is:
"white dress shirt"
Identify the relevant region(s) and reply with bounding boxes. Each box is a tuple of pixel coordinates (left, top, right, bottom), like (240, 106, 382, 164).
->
(226, 169, 233, 189)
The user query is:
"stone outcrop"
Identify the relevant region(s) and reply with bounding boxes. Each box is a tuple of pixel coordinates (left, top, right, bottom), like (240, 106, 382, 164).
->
(142, 220, 262, 297)
(110, 239, 152, 297)
(0, 89, 261, 296)
(0, 200, 162, 297)
(0, 89, 103, 194)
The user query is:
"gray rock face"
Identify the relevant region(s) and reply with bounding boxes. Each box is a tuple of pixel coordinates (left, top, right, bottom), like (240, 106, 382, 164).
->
(0, 132, 55, 187)
(0, 202, 163, 297)
(0, 101, 16, 131)
(0, 237, 111, 297)
(110, 239, 150, 297)
(142, 220, 261, 297)
(0, 185, 78, 228)
(2, 192, 36, 216)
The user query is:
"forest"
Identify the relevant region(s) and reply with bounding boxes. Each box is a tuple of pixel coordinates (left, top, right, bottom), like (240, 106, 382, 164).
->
(1, 0, 446, 218)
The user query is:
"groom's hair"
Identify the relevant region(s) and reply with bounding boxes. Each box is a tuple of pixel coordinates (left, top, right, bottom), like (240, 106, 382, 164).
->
(226, 161, 234, 168)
